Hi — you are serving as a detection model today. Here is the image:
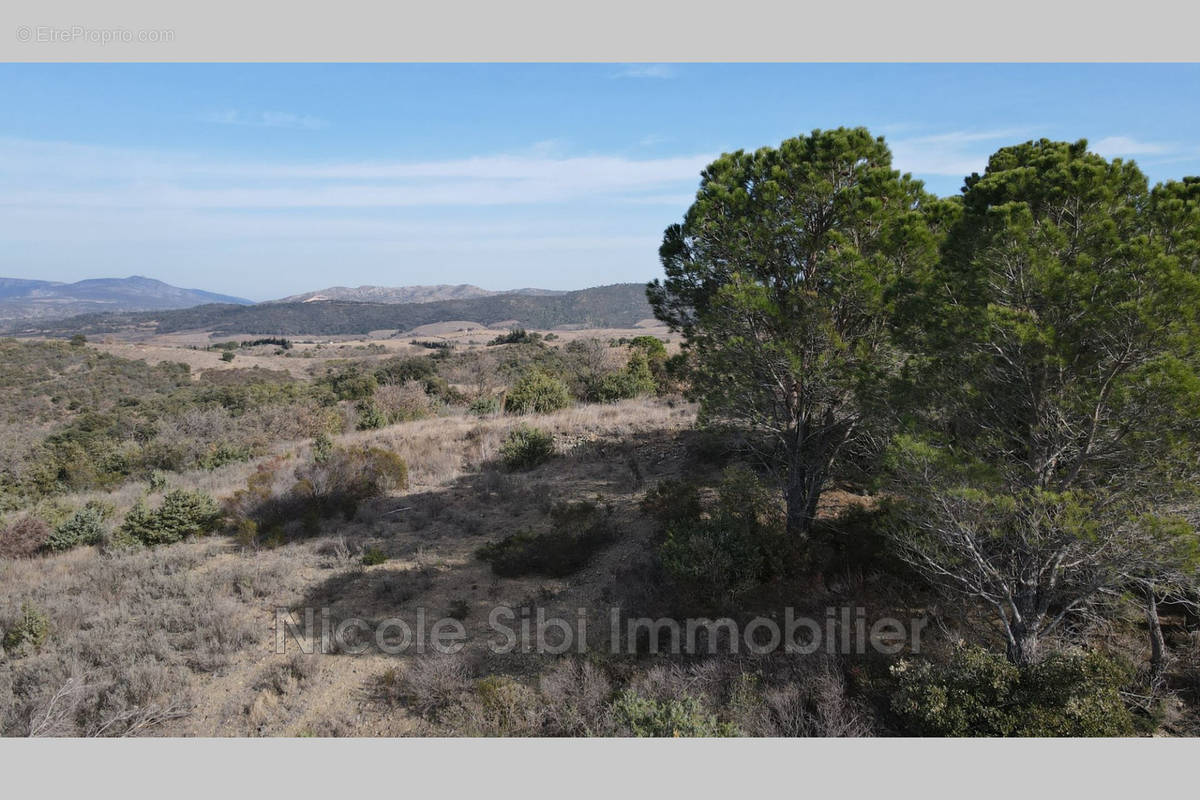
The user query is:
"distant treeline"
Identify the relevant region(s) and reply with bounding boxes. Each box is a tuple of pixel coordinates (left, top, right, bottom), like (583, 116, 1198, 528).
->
(9, 284, 654, 337)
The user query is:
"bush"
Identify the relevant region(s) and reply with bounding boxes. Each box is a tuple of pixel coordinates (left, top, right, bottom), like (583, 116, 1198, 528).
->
(220, 351, 235, 362)
(639, 479, 702, 533)
(148, 471, 169, 492)
(468, 394, 501, 417)
(227, 446, 408, 540)
(538, 660, 613, 736)
(476, 503, 616, 578)
(499, 425, 555, 470)
(505, 369, 570, 415)
(2, 603, 50, 653)
(46, 502, 111, 552)
(628, 335, 667, 359)
(488, 328, 539, 346)
(401, 655, 471, 717)
(657, 465, 790, 608)
(362, 546, 387, 566)
(374, 356, 456, 399)
(468, 675, 545, 736)
(610, 691, 736, 737)
(375, 381, 436, 423)
(354, 399, 387, 431)
(118, 489, 221, 546)
(0, 516, 51, 559)
(294, 446, 408, 519)
(321, 365, 378, 402)
(730, 668, 874, 737)
(890, 644, 1134, 737)
(197, 441, 253, 471)
(596, 352, 657, 402)
(312, 433, 333, 464)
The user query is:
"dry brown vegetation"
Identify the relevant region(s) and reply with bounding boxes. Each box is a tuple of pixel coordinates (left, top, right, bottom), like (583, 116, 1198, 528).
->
(0, 379, 711, 735)
(2, 329, 1197, 738)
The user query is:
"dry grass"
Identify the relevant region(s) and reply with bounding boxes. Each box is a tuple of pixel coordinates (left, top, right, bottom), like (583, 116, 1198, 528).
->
(0, 393, 702, 736)
(340, 396, 694, 488)
(4, 327, 1193, 737)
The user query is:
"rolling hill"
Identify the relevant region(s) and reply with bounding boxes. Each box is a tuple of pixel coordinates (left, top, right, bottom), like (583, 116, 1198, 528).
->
(9, 283, 656, 337)
(0, 276, 253, 322)
(267, 284, 566, 304)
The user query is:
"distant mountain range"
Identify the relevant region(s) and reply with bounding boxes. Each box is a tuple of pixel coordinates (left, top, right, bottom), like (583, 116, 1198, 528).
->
(0, 276, 253, 322)
(11, 283, 656, 337)
(267, 284, 566, 304)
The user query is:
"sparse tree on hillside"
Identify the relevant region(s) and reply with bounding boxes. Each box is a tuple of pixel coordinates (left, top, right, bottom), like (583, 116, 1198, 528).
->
(647, 127, 944, 537)
(888, 140, 1200, 666)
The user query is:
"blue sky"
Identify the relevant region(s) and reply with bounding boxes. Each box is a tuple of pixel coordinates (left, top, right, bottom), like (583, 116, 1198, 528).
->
(1, 63, 1198, 300)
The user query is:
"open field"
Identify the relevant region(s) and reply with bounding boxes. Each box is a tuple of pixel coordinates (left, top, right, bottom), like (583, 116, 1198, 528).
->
(3, 329, 1197, 738)
(62, 323, 678, 382)
(2, 396, 703, 736)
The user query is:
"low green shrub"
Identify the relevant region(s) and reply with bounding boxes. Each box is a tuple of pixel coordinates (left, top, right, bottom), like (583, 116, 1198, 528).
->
(627, 335, 667, 359)
(118, 489, 221, 546)
(46, 501, 111, 551)
(506, 369, 570, 415)
(148, 471, 169, 492)
(2, 602, 50, 653)
(321, 365, 378, 402)
(596, 352, 657, 402)
(355, 399, 387, 430)
(469, 394, 501, 416)
(610, 690, 736, 737)
(657, 465, 790, 608)
(890, 644, 1134, 737)
(312, 433, 334, 464)
(499, 425, 555, 470)
(198, 441, 253, 471)
(362, 546, 387, 566)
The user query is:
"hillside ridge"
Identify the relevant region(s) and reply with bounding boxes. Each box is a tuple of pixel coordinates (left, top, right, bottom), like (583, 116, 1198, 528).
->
(0, 275, 253, 322)
(7, 282, 656, 336)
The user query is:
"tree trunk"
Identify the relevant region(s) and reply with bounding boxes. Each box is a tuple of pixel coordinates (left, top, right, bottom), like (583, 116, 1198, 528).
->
(785, 451, 820, 539)
(1006, 622, 1040, 667)
(1146, 587, 1166, 682)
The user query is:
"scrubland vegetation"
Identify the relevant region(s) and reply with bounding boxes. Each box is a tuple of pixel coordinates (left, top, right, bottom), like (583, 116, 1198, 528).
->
(2, 129, 1199, 737)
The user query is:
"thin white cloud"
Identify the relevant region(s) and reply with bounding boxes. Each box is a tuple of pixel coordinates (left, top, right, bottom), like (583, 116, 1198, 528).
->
(199, 109, 329, 130)
(0, 137, 712, 210)
(0, 136, 701, 296)
(889, 128, 1035, 177)
(1090, 136, 1175, 158)
(890, 130, 1192, 179)
(613, 64, 677, 79)
(621, 193, 695, 206)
